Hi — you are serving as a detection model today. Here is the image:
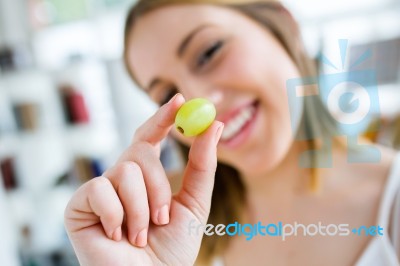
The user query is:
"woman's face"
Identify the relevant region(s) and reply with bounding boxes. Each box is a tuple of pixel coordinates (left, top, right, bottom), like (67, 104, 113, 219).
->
(126, 4, 301, 178)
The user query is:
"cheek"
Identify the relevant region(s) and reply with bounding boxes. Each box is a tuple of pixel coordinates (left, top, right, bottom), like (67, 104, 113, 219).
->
(218, 40, 289, 100)
(220, 45, 267, 88)
(237, 40, 299, 114)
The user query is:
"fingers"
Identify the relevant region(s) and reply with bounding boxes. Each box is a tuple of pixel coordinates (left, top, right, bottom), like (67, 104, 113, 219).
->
(105, 162, 150, 247)
(117, 142, 171, 227)
(65, 158, 168, 248)
(64, 177, 124, 241)
(177, 121, 224, 223)
(81, 93, 182, 247)
(65, 94, 222, 252)
(133, 93, 185, 145)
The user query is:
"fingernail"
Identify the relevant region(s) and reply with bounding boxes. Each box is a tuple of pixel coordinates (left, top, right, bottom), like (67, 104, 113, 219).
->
(136, 228, 148, 247)
(168, 93, 181, 104)
(112, 226, 122, 241)
(157, 205, 169, 225)
(215, 123, 224, 143)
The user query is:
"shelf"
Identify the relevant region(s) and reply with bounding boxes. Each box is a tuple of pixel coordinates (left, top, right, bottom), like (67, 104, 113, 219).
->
(31, 4, 133, 70)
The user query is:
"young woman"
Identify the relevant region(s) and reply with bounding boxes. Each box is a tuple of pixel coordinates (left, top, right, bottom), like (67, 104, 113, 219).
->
(64, 0, 400, 265)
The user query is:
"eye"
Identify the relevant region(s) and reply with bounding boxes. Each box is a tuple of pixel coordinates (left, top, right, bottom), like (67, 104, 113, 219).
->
(197, 40, 224, 67)
(159, 86, 178, 106)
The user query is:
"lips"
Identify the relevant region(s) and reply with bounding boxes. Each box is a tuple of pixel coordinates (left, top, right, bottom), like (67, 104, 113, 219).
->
(218, 100, 259, 144)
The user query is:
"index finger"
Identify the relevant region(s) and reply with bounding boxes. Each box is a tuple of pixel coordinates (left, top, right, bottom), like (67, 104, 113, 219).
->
(133, 93, 185, 145)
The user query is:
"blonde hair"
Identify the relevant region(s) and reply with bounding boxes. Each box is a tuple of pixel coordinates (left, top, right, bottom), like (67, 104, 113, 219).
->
(123, 0, 339, 264)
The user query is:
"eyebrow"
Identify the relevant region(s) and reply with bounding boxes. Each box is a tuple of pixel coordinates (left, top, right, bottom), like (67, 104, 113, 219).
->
(177, 24, 211, 57)
(145, 24, 212, 92)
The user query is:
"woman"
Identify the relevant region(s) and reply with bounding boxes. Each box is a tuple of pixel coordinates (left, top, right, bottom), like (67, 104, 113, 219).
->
(64, 0, 400, 265)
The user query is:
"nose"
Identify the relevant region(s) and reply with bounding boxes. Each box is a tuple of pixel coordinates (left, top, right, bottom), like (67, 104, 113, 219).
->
(177, 77, 225, 108)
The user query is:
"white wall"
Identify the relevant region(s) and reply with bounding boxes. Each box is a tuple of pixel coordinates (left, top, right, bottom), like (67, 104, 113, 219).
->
(0, 173, 20, 266)
(0, 0, 29, 46)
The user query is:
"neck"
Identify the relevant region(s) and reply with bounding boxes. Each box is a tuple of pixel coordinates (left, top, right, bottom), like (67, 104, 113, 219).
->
(240, 141, 312, 221)
(244, 141, 311, 195)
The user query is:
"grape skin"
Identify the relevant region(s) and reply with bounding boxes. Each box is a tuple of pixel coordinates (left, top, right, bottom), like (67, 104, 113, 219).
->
(175, 98, 216, 137)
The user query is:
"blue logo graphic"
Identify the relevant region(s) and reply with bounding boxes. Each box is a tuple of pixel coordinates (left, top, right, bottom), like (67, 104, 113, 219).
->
(339, 92, 359, 113)
(287, 39, 381, 167)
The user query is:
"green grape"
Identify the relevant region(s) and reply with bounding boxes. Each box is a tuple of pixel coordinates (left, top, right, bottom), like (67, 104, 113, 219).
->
(175, 98, 216, 137)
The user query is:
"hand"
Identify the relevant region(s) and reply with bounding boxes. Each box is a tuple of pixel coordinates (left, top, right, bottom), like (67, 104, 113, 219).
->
(64, 94, 224, 266)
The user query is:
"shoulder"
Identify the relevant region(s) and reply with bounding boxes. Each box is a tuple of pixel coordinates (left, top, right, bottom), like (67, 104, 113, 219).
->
(334, 143, 397, 187)
(356, 145, 397, 182)
(332, 143, 400, 257)
(328, 143, 398, 211)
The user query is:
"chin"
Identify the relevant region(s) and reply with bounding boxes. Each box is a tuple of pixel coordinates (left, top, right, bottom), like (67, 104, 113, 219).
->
(221, 136, 293, 178)
(246, 123, 295, 177)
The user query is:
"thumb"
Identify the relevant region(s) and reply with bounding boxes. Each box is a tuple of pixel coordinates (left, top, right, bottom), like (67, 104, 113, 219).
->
(177, 121, 224, 223)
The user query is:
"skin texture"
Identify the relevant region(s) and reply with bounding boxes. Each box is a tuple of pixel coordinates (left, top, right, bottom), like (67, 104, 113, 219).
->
(64, 4, 397, 265)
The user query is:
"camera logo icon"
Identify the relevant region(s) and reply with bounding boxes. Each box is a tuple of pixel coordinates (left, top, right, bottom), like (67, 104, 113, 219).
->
(287, 39, 381, 168)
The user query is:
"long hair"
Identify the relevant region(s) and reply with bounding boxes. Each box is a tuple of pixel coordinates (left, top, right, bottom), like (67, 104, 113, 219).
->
(123, 1, 339, 264)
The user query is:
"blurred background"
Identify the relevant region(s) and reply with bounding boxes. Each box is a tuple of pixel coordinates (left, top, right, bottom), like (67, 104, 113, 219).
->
(0, 0, 399, 265)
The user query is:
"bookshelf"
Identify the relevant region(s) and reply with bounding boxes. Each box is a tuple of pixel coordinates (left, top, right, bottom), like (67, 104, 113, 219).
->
(0, 1, 156, 264)
(0, 61, 159, 264)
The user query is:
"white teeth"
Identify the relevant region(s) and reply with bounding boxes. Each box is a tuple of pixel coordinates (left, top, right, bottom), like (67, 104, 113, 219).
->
(221, 105, 255, 141)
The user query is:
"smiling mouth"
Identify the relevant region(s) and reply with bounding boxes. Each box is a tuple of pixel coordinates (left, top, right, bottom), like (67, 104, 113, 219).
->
(220, 101, 259, 142)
